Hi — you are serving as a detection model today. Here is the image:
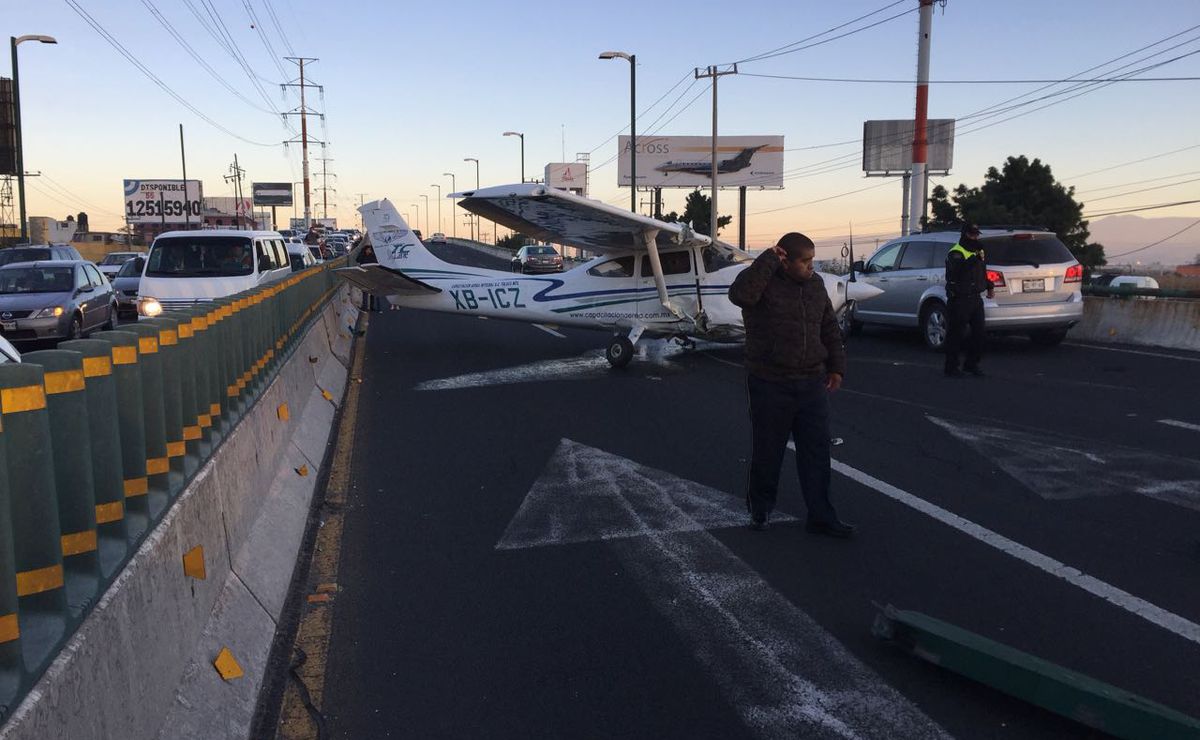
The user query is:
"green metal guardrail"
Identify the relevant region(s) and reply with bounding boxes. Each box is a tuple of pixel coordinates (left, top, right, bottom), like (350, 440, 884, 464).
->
(0, 256, 349, 722)
(1083, 285, 1200, 300)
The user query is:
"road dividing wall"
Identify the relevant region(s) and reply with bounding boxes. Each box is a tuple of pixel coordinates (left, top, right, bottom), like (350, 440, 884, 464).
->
(0, 269, 359, 740)
(1070, 296, 1200, 352)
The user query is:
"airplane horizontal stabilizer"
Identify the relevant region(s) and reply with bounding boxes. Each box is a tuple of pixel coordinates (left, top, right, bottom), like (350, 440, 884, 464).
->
(335, 264, 442, 296)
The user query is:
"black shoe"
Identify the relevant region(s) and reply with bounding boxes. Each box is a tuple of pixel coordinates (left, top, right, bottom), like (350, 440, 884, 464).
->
(944, 367, 963, 378)
(963, 366, 984, 377)
(805, 520, 856, 538)
(749, 514, 770, 532)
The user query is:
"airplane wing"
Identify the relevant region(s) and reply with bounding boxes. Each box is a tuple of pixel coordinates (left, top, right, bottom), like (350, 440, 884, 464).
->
(452, 182, 742, 259)
(335, 264, 441, 296)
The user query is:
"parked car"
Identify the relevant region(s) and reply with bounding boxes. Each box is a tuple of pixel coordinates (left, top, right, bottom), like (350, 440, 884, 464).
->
(307, 245, 328, 262)
(0, 244, 84, 267)
(96, 250, 147, 279)
(512, 245, 564, 274)
(850, 228, 1084, 349)
(111, 256, 146, 320)
(286, 242, 318, 271)
(429, 232, 447, 243)
(137, 230, 293, 317)
(0, 260, 118, 342)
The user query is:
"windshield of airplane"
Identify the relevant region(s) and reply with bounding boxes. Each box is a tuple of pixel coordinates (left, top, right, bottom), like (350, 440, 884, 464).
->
(702, 246, 753, 272)
(146, 236, 254, 277)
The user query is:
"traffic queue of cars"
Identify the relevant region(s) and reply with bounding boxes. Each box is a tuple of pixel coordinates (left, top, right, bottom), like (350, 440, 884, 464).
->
(0, 227, 360, 358)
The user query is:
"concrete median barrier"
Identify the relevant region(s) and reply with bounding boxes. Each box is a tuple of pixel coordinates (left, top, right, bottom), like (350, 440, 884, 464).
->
(1070, 296, 1200, 352)
(0, 280, 356, 740)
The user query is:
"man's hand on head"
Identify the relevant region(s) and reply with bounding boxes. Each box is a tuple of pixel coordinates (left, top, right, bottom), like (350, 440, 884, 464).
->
(826, 373, 842, 392)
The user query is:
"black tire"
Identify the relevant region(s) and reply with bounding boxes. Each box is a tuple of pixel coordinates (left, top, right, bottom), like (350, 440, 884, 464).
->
(68, 315, 83, 341)
(1029, 328, 1068, 346)
(605, 336, 634, 368)
(102, 304, 117, 330)
(919, 301, 947, 352)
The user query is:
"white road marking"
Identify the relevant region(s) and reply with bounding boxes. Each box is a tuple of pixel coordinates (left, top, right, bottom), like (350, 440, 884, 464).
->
(828, 456, 1200, 647)
(925, 416, 1200, 510)
(414, 344, 688, 390)
(532, 323, 566, 338)
(497, 440, 950, 739)
(1064, 342, 1200, 363)
(1159, 418, 1200, 433)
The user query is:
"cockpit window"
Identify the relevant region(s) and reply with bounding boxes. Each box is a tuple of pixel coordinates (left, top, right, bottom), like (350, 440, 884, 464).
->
(587, 256, 635, 278)
(702, 245, 752, 273)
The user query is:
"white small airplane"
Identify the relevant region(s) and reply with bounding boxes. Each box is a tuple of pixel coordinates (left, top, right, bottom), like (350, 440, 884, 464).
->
(339, 183, 882, 367)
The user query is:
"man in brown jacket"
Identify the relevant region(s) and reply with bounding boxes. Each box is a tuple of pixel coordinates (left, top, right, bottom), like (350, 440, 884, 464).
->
(728, 232, 854, 538)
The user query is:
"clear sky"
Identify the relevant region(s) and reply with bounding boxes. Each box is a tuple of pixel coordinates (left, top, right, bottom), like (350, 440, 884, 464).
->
(7, 1, 1200, 254)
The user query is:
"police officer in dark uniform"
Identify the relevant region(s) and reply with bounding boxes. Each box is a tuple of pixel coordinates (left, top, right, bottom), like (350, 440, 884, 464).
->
(944, 223, 994, 377)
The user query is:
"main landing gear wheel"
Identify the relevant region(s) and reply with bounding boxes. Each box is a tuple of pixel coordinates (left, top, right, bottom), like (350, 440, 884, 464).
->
(605, 336, 634, 368)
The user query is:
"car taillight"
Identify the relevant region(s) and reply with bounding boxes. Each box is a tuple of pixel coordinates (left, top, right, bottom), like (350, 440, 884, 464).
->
(1065, 264, 1082, 283)
(986, 269, 1006, 288)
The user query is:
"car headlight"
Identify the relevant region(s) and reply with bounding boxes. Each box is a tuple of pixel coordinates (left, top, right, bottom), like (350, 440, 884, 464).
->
(139, 296, 163, 317)
(33, 306, 65, 319)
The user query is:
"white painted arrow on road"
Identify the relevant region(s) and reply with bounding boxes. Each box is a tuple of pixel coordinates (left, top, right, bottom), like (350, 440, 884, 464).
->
(498, 439, 950, 739)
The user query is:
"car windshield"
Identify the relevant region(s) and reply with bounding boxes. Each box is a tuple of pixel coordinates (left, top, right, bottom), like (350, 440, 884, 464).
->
(981, 234, 1075, 266)
(529, 246, 558, 255)
(146, 236, 253, 277)
(0, 266, 74, 294)
(100, 253, 137, 265)
(0, 248, 52, 266)
(116, 257, 145, 278)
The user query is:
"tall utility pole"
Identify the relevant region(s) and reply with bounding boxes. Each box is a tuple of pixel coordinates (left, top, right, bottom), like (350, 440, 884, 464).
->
(908, 0, 936, 235)
(224, 154, 246, 229)
(464, 157, 480, 241)
(179, 124, 191, 228)
(11, 34, 58, 241)
(314, 155, 336, 220)
(442, 172, 456, 238)
(694, 64, 737, 237)
(429, 183, 441, 234)
(282, 57, 323, 229)
(355, 193, 368, 229)
(599, 51, 635, 213)
(420, 194, 429, 235)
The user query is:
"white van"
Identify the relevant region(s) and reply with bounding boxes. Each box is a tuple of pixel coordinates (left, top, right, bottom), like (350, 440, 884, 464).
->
(138, 230, 292, 317)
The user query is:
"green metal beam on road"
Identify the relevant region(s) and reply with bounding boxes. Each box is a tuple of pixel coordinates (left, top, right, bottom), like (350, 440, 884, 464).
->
(873, 604, 1200, 739)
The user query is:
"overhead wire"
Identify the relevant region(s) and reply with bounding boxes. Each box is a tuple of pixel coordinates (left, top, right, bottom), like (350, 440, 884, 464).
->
(732, 3, 917, 65)
(261, 0, 296, 57)
(61, 0, 276, 146)
(1106, 218, 1200, 258)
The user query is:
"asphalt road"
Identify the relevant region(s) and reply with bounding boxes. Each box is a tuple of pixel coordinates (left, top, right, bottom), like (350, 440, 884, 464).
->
(318, 242, 1200, 738)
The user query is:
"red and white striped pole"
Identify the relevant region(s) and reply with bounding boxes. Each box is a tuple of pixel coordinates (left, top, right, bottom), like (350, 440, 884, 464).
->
(908, 0, 936, 234)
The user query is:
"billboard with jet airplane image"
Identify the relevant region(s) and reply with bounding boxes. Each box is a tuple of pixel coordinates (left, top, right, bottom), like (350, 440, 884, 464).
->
(616, 135, 783, 189)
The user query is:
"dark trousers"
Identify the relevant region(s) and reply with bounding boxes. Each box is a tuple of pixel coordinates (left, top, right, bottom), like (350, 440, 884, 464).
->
(944, 296, 985, 371)
(745, 374, 838, 525)
(361, 292, 378, 311)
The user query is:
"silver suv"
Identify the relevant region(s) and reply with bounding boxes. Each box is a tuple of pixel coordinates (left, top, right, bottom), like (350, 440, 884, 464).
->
(850, 228, 1083, 349)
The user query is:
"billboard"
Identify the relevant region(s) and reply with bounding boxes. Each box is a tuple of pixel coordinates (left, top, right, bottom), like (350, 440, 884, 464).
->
(0, 79, 15, 176)
(123, 179, 203, 224)
(252, 181, 294, 207)
(862, 119, 955, 175)
(616, 135, 784, 189)
(545, 162, 588, 195)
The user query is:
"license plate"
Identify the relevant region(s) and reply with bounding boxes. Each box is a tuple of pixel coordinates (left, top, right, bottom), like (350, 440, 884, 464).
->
(1022, 278, 1045, 293)
(0, 322, 13, 331)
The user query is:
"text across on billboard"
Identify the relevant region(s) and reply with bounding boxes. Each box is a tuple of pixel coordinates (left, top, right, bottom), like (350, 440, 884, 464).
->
(123, 179, 203, 224)
(616, 135, 784, 189)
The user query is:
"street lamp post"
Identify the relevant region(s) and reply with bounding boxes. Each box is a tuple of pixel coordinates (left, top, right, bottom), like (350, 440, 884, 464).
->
(411, 203, 419, 233)
(464, 157, 480, 242)
(429, 183, 441, 235)
(11, 34, 58, 242)
(420, 194, 429, 235)
(599, 50, 635, 213)
(442, 172, 456, 239)
(502, 131, 525, 183)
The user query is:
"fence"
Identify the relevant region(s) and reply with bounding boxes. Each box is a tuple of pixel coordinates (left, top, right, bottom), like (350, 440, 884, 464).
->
(0, 256, 348, 723)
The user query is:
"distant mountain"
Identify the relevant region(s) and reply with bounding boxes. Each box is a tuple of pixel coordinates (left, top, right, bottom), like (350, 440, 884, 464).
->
(1087, 215, 1200, 267)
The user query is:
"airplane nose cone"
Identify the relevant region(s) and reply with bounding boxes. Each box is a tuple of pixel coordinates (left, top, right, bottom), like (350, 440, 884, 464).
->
(846, 280, 884, 302)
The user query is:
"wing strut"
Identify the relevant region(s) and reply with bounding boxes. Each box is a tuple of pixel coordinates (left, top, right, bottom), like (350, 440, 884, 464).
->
(640, 228, 686, 321)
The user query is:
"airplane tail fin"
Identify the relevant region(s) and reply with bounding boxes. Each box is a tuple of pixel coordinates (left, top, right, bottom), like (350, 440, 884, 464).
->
(358, 198, 444, 269)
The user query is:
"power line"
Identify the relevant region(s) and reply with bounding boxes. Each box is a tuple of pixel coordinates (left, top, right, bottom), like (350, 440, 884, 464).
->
(732, 1, 916, 65)
(1082, 176, 1200, 204)
(242, 0, 290, 81)
(261, 0, 296, 56)
(1106, 218, 1200, 258)
(1068, 143, 1200, 180)
(1076, 169, 1200, 194)
(62, 0, 276, 146)
(591, 81, 712, 173)
(1084, 199, 1200, 218)
(740, 72, 1200, 84)
(586, 70, 693, 157)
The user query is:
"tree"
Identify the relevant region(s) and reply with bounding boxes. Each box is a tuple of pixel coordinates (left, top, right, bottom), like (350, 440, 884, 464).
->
(654, 190, 731, 237)
(926, 155, 1106, 271)
(77, 212, 89, 233)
